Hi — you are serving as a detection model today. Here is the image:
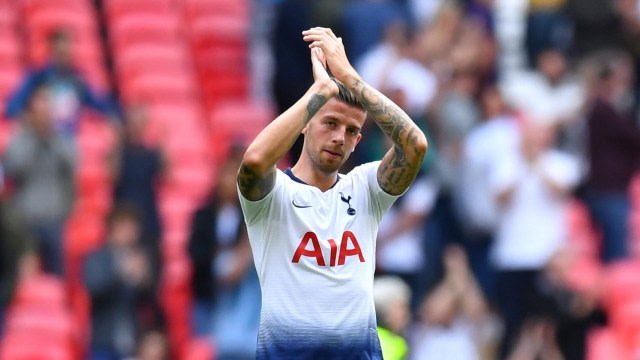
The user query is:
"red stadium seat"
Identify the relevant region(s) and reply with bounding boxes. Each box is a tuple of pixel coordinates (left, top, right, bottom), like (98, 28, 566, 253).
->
(26, 8, 96, 36)
(184, 0, 249, 20)
(121, 73, 198, 105)
(586, 327, 630, 360)
(104, 0, 174, 23)
(13, 275, 67, 309)
(4, 305, 75, 342)
(109, 12, 180, 49)
(115, 43, 191, 76)
(189, 15, 248, 49)
(0, 119, 16, 155)
(602, 259, 640, 311)
(0, 67, 23, 104)
(209, 100, 273, 161)
(0, 3, 18, 32)
(0, 335, 74, 360)
(182, 338, 216, 360)
(23, 0, 92, 14)
(64, 213, 106, 258)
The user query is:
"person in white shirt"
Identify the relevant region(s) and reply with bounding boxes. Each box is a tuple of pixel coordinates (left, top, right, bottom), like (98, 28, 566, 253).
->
(236, 27, 427, 359)
(456, 84, 520, 299)
(489, 119, 581, 357)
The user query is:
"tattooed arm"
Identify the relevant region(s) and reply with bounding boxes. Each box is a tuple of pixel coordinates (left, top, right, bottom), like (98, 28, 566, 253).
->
(350, 79, 427, 195)
(238, 48, 338, 201)
(303, 27, 428, 195)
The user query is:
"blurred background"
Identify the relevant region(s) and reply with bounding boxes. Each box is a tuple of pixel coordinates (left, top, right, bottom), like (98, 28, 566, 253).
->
(0, 0, 639, 359)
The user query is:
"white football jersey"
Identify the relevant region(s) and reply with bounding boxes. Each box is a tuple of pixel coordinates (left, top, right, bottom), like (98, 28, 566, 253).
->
(239, 161, 398, 359)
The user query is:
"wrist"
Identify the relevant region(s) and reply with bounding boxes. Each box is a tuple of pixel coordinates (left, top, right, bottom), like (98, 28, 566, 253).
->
(312, 78, 338, 98)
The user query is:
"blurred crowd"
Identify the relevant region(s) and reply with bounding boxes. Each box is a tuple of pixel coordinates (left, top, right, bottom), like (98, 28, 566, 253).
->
(0, 0, 640, 359)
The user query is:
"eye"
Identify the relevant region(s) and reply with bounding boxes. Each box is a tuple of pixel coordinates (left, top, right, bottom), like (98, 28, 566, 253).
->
(326, 121, 336, 127)
(347, 128, 359, 136)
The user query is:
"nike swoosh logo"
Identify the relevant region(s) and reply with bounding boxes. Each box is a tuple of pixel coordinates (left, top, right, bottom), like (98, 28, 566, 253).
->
(292, 200, 312, 208)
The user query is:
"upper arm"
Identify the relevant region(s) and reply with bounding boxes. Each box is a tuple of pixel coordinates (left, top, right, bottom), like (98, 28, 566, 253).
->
(237, 163, 277, 201)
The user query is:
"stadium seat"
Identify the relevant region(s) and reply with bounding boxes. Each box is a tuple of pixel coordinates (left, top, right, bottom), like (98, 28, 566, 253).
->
(183, 0, 249, 20)
(189, 15, 248, 50)
(104, 0, 174, 23)
(25, 8, 96, 36)
(182, 337, 216, 360)
(0, 119, 16, 155)
(115, 44, 191, 77)
(602, 259, 640, 310)
(0, 335, 74, 360)
(64, 213, 106, 259)
(610, 301, 640, 349)
(109, 12, 180, 49)
(121, 73, 198, 105)
(209, 100, 273, 161)
(586, 327, 630, 360)
(13, 275, 67, 309)
(0, 3, 18, 32)
(0, 67, 23, 104)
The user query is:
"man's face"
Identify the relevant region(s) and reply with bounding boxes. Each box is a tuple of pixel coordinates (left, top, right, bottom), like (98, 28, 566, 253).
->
(302, 98, 366, 174)
(28, 87, 53, 135)
(51, 33, 73, 67)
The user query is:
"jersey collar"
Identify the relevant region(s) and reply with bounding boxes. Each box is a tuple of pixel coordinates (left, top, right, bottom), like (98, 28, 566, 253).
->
(284, 168, 341, 189)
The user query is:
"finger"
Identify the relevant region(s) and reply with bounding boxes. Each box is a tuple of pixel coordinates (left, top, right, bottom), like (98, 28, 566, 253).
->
(302, 33, 327, 42)
(308, 40, 324, 49)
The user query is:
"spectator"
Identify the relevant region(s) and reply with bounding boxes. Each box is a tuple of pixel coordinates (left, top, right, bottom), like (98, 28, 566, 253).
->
(372, 276, 412, 360)
(410, 245, 498, 360)
(3, 83, 76, 277)
(527, 248, 601, 360)
(490, 120, 581, 357)
(584, 50, 640, 262)
(187, 147, 259, 359)
(506, 318, 564, 360)
(456, 84, 519, 299)
(342, 0, 407, 63)
(84, 204, 162, 360)
(524, 0, 572, 67)
(356, 20, 438, 120)
(501, 47, 585, 128)
(134, 328, 170, 360)
(5, 28, 116, 136)
(111, 104, 164, 257)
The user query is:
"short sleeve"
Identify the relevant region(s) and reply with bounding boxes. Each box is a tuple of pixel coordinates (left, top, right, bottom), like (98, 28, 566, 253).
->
(237, 170, 285, 225)
(354, 161, 402, 221)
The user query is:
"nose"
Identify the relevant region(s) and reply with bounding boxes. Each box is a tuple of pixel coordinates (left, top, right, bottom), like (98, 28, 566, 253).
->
(331, 126, 345, 145)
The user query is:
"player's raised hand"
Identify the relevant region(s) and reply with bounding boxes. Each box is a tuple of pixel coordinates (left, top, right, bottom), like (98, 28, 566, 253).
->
(303, 27, 356, 84)
(310, 47, 329, 82)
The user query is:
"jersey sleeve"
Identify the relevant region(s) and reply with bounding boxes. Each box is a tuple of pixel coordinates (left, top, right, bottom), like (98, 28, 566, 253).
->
(237, 169, 285, 226)
(357, 161, 402, 222)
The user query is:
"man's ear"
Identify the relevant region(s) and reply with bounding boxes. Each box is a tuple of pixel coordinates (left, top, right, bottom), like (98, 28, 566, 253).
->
(352, 133, 362, 152)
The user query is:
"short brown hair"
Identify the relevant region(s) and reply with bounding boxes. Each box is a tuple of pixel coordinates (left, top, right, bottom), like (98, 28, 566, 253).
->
(332, 78, 365, 111)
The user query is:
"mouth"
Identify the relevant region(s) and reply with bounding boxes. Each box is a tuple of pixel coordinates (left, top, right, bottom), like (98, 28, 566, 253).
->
(323, 149, 342, 158)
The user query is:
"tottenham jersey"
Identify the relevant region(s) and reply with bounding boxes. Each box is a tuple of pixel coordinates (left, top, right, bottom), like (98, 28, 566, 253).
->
(238, 161, 399, 360)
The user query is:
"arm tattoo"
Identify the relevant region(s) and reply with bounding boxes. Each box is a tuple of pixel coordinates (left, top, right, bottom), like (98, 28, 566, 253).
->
(305, 93, 328, 124)
(350, 79, 425, 195)
(238, 164, 275, 201)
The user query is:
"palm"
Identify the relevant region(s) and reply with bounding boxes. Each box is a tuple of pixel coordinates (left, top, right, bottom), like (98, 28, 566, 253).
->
(311, 47, 330, 82)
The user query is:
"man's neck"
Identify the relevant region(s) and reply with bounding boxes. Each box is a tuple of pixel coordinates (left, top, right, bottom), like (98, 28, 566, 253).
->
(290, 161, 339, 192)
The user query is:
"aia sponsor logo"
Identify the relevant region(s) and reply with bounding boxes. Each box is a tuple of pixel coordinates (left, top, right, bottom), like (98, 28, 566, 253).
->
(292, 231, 364, 266)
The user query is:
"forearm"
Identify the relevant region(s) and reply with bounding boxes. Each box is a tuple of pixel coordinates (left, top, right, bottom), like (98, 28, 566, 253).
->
(238, 79, 335, 200)
(344, 74, 428, 194)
